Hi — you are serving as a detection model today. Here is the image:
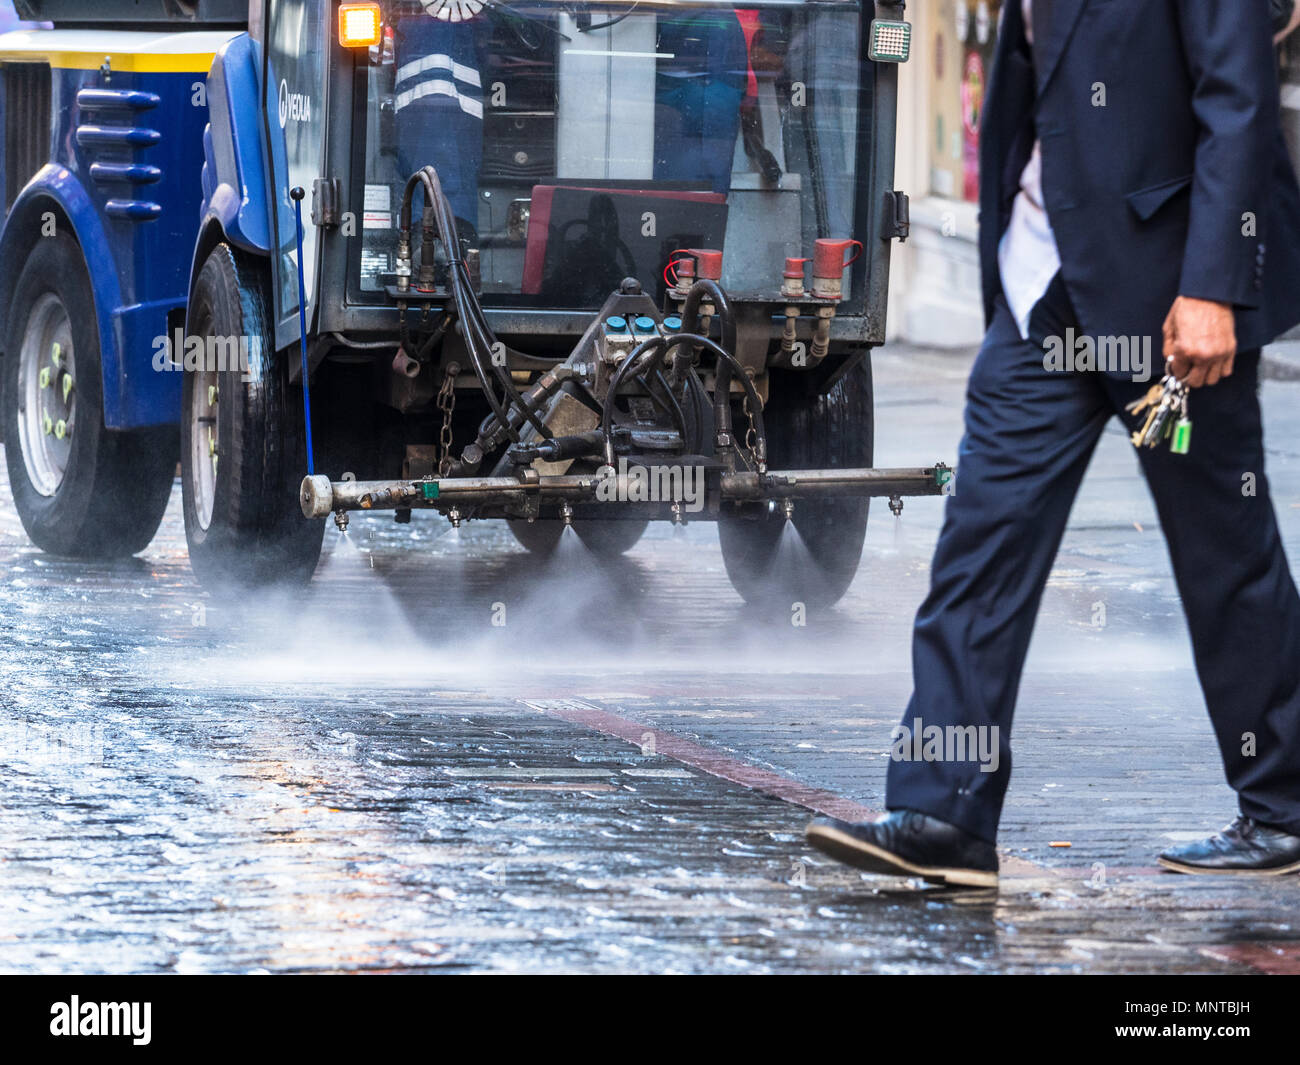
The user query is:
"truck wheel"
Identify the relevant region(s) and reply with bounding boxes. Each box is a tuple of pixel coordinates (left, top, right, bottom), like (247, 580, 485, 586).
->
(1, 233, 175, 558)
(509, 518, 648, 555)
(181, 244, 323, 589)
(577, 519, 648, 555)
(718, 355, 874, 608)
(509, 519, 564, 554)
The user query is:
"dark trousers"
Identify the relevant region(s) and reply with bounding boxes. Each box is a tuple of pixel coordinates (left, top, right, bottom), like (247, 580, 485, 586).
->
(886, 278, 1300, 843)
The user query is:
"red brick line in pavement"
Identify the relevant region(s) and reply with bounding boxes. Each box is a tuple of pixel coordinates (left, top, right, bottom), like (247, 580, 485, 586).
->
(524, 696, 1300, 974)
(1198, 942, 1300, 975)
(526, 697, 1040, 878)
(524, 697, 878, 823)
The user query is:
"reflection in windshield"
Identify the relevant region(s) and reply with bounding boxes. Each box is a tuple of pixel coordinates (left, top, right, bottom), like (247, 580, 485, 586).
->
(357, 2, 864, 308)
(654, 10, 749, 195)
(394, 9, 487, 236)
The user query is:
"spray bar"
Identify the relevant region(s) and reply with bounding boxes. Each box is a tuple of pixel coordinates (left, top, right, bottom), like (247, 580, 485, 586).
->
(300, 465, 951, 520)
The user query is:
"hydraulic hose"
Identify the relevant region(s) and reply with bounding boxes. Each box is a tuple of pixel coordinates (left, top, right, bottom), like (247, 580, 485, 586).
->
(669, 332, 767, 468)
(400, 166, 551, 443)
(601, 336, 669, 466)
(679, 279, 738, 445)
(602, 332, 767, 469)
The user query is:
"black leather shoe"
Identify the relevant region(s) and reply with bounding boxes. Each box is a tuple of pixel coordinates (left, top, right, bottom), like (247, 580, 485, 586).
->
(805, 810, 998, 887)
(1158, 816, 1300, 875)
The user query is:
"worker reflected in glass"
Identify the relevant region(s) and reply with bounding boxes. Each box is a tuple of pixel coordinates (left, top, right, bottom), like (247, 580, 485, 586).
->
(393, 0, 488, 242)
(654, 7, 750, 195)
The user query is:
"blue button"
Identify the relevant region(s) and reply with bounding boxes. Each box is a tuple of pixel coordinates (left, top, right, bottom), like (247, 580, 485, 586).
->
(606, 316, 628, 332)
(663, 316, 683, 331)
(634, 316, 657, 333)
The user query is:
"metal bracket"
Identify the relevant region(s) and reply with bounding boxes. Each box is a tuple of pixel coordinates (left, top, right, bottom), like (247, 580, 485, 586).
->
(312, 177, 343, 229)
(882, 189, 910, 242)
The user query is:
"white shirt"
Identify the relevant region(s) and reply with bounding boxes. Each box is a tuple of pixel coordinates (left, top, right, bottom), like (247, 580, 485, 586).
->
(998, 0, 1062, 338)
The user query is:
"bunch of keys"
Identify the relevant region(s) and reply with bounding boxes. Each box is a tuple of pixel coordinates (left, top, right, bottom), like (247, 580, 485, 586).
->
(1125, 362, 1193, 455)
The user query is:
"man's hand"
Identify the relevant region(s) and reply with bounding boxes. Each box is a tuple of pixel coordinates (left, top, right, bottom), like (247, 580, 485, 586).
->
(1163, 296, 1237, 388)
(1277, 0, 1300, 43)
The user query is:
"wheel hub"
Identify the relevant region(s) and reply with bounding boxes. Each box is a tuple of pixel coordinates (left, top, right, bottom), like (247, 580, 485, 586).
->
(17, 293, 76, 497)
(189, 369, 220, 531)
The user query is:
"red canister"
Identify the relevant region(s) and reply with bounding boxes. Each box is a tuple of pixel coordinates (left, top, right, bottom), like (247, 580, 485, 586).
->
(685, 247, 724, 281)
(782, 257, 809, 298)
(812, 238, 863, 300)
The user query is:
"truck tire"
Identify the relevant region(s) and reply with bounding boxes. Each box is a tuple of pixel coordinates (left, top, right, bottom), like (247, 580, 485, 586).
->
(509, 518, 648, 556)
(578, 519, 648, 555)
(2, 232, 176, 558)
(181, 244, 324, 589)
(508, 519, 564, 554)
(719, 355, 874, 608)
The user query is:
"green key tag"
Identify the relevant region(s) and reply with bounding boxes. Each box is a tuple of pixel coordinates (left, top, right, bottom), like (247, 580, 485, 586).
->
(1170, 418, 1192, 455)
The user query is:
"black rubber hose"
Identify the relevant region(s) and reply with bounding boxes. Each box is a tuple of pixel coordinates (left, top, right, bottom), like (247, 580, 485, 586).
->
(409, 167, 541, 437)
(452, 262, 551, 439)
(679, 279, 737, 443)
(684, 367, 711, 451)
(415, 310, 454, 362)
(659, 333, 766, 467)
(685, 333, 767, 468)
(648, 369, 691, 451)
(601, 331, 766, 468)
(601, 336, 670, 466)
(457, 315, 517, 441)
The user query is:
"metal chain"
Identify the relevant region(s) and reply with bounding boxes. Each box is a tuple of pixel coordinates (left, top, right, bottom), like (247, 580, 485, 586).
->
(437, 362, 459, 475)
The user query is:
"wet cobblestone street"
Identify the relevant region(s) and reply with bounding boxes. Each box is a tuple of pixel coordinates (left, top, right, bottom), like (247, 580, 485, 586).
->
(2, 347, 1299, 974)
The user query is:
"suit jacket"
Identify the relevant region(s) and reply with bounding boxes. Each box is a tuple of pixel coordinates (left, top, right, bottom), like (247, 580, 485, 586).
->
(979, 0, 1300, 352)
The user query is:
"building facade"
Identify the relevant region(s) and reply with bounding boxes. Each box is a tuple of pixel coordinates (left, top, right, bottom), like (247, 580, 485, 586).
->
(889, 0, 1300, 348)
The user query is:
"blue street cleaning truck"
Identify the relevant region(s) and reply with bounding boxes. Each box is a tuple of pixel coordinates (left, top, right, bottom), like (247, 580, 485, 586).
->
(0, 1, 944, 606)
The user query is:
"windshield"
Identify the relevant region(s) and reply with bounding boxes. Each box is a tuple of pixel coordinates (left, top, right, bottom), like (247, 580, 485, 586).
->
(353, 1, 866, 309)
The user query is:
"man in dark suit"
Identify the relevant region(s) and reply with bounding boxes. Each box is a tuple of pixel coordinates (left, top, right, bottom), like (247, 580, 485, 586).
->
(807, 0, 1300, 886)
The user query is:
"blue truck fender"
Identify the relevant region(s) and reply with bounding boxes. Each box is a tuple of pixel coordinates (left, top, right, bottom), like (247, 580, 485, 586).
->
(188, 32, 274, 303)
(0, 166, 126, 415)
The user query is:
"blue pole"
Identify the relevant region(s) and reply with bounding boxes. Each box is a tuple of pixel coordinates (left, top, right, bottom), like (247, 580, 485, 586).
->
(290, 186, 316, 477)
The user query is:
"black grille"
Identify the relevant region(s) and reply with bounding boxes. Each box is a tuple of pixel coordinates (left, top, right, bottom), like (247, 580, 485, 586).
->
(14, 1, 245, 24)
(4, 63, 50, 212)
